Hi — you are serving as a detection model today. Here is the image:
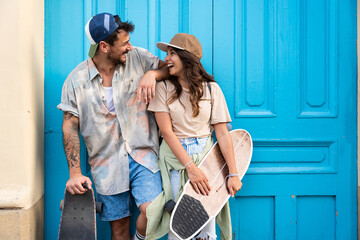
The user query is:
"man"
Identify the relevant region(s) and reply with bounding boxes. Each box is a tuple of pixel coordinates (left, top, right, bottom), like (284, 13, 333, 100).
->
(57, 13, 168, 240)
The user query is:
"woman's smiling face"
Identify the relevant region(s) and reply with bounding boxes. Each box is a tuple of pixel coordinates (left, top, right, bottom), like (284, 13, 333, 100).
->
(165, 47, 185, 78)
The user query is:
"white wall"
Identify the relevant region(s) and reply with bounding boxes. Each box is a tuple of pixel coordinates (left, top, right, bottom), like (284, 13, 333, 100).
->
(0, 0, 44, 209)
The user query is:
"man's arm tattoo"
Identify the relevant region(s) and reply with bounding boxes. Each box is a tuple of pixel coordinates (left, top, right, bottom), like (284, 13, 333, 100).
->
(63, 113, 80, 169)
(64, 112, 74, 120)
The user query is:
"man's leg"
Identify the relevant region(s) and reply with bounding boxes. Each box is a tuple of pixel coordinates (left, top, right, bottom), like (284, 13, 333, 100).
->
(136, 202, 150, 236)
(111, 216, 131, 240)
(97, 191, 132, 240)
(129, 155, 162, 239)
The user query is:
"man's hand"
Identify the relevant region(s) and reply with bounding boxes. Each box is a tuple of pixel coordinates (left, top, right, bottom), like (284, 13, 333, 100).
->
(186, 163, 211, 195)
(136, 61, 169, 103)
(66, 173, 92, 195)
(227, 176, 242, 197)
(136, 70, 156, 104)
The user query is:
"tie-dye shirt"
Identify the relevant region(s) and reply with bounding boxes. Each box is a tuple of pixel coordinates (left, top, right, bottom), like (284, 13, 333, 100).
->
(57, 47, 160, 195)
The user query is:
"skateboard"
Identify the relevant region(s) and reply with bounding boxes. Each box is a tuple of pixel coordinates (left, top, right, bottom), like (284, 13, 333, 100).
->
(58, 186, 102, 240)
(169, 129, 253, 240)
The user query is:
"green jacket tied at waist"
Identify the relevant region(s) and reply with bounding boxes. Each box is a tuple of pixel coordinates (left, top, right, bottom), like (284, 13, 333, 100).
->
(146, 137, 232, 240)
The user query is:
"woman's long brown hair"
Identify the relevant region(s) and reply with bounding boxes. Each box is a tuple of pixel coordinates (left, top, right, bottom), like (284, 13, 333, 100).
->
(167, 48, 215, 117)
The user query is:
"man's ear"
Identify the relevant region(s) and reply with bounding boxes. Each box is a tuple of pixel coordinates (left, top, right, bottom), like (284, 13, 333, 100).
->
(99, 41, 110, 53)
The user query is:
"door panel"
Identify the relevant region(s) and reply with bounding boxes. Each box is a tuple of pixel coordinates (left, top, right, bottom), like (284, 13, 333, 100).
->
(45, 0, 357, 239)
(213, 0, 356, 239)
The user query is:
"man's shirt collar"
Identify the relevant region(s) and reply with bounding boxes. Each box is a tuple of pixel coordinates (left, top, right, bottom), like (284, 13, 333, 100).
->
(88, 58, 100, 81)
(88, 58, 122, 81)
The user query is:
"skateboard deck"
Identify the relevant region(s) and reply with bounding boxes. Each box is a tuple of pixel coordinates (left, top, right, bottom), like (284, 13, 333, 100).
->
(170, 129, 253, 240)
(58, 188, 97, 240)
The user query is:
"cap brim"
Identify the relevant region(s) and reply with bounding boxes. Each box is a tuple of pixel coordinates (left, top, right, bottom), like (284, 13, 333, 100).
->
(156, 42, 184, 52)
(88, 44, 98, 58)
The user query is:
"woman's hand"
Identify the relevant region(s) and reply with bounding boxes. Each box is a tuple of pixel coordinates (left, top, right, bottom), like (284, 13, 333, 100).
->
(186, 163, 211, 195)
(227, 175, 242, 197)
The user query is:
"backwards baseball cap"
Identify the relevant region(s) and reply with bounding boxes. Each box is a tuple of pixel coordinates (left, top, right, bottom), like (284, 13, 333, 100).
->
(157, 33, 203, 60)
(85, 13, 121, 58)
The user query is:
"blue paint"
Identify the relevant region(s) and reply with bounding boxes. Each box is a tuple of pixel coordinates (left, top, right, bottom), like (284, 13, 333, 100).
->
(234, 196, 275, 239)
(45, 0, 357, 239)
(297, 196, 336, 239)
(275, 195, 297, 239)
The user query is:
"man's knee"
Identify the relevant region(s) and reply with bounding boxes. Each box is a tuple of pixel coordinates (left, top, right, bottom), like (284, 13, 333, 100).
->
(139, 202, 151, 216)
(110, 217, 131, 239)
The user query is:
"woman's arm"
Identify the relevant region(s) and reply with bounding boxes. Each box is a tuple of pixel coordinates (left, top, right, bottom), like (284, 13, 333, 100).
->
(155, 112, 211, 195)
(213, 123, 243, 197)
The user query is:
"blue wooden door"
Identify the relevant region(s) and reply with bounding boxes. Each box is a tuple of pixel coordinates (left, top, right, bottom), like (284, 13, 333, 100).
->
(45, 0, 357, 239)
(213, 0, 357, 239)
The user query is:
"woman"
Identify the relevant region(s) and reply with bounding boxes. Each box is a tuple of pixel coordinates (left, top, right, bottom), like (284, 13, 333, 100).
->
(147, 33, 242, 240)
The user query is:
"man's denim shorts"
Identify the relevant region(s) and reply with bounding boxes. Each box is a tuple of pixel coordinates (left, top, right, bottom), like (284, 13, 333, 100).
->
(96, 155, 162, 221)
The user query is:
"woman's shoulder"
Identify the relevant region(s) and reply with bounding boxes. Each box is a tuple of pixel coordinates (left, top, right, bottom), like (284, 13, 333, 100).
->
(158, 80, 175, 91)
(208, 81, 221, 90)
(206, 81, 223, 95)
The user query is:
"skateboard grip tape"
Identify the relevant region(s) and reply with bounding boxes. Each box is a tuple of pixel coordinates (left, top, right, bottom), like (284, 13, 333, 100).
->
(172, 194, 209, 239)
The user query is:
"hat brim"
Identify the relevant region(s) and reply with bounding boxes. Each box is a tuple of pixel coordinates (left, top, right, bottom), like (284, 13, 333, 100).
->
(156, 42, 184, 53)
(88, 44, 98, 58)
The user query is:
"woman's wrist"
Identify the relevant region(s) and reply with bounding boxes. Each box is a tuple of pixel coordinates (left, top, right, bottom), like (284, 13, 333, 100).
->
(227, 173, 239, 178)
(229, 168, 238, 176)
(185, 161, 195, 170)
(184, 160, 193, 168)
(229, 171, 238, 175)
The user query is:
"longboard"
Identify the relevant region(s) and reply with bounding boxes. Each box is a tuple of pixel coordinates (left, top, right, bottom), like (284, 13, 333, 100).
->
(169, 129, 253, 240)
(58, 188, 98, 240)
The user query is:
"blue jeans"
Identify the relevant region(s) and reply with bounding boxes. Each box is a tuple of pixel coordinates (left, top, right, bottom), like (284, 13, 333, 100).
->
(97, 155, 162, 221)
(170, 137, 209, 199)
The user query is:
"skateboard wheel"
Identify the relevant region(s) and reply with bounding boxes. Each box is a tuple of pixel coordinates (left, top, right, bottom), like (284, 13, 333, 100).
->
(95, 201, 103, 213)
(60, 199, 64, 211)
(164, 199, 176, 212)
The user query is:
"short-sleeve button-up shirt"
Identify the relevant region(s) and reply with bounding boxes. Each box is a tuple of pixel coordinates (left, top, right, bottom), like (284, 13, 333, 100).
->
(57, 47, 160, 195)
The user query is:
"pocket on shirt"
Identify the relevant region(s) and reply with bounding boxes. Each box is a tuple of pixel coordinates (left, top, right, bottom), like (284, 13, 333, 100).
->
(124, 75, 142, 93)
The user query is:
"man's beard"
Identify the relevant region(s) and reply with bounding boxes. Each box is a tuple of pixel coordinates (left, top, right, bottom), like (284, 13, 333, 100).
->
(108, 51, 128, 66)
